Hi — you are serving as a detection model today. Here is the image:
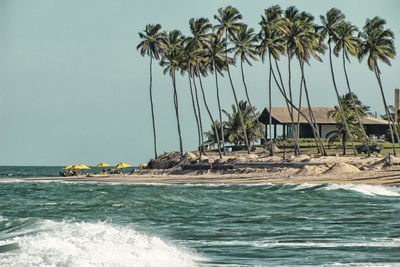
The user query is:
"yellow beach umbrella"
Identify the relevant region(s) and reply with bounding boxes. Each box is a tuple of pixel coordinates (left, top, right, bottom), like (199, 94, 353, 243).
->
(78, 164, 91, 170)
(115, 162, 131, 169)
(70, 165, 82, 170)
(63, 165, 73, 170)
(96, 162, 110, 167)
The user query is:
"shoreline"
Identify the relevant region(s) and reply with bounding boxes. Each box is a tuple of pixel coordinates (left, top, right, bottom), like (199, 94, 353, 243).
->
(20, 167, 400, 186)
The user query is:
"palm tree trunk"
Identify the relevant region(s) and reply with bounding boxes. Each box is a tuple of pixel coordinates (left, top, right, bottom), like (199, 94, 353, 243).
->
(374, 65, 398, 156)
(192, 74, 205, 155)
(342, 132, 346, 155)
(270, 66, 325, 151)
(342, 49, 371, 156)
(225, 30, 250, 154)
(268, 55, 274, 155)
(149, 56, 158, 159)
(328, 42, 357, 155)
(287, 48, 299, 150)
(197, 74, 223, 159)
(240, 60, 267, 146)
(274, 58, 300, 154)
(172, 71, 183, 153)
(188, 70, 202, 157)
(214, 63, 226, 155)
(299, 60, 327, 156)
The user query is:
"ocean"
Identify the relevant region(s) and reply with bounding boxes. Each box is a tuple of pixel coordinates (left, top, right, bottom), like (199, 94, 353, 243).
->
(1, 167, 400, 266)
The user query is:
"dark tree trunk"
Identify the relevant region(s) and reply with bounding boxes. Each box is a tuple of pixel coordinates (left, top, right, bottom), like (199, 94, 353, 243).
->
(197, 74, 223, 159)
(240, 60, 267, 146)
(374, 65, 398, 156)
(328, 42, 357, 155)
(274, 58, 300, 154)
(214, 62, 226, 155)
(268, 54, 274, 155)
(149, 56, 158, 159)
(299, 60, 327, 156)
(192, 75, 205, 155)
(187, 69, 202, 157)
(225, 30, 250, 154)
(342, 49, 371, 156)
(172, 71, 183, 153)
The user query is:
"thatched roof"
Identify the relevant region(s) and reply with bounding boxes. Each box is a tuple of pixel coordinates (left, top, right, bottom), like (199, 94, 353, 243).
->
(258, 107, 388, 125)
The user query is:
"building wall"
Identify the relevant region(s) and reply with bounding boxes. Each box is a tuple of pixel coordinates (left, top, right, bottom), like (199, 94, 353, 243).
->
(321, 125, 337, 139)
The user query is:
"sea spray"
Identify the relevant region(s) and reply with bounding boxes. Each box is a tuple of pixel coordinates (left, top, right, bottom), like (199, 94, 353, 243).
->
(0, 220, 200, 267)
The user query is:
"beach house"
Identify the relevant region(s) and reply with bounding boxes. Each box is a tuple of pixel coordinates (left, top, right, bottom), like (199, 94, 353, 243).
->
(257, 107, 389, 140)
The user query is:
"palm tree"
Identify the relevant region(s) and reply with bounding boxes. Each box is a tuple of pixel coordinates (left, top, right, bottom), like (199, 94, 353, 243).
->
(222, 100, 262, 146)
(159, 30, 185, 153)
(182, 38, 202, 156)
(214, 6, 250, 154)
(137, 24, 164, 159)
(206, 33, 231, 155)
(359, 16, 399, 155)
(332, 21, 372, 155)
(231, 24, 267, 146)
(189, 18, 223, 159)
(320, 8, 357, 155)
(287, 10, 327, 155)
(259, 5, 297, 155)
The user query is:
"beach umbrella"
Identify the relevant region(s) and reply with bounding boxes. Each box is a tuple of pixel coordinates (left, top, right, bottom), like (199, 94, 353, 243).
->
(96, 162, 110, 167)
(70, 165, 82, 170)
(78, 164, 91, 170)
(115, 162, 131, 169)
(63, 165, 73, 169)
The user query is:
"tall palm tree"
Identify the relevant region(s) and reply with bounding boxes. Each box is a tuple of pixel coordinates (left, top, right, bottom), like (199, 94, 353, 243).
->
(189, 18, 223, 159)
(137, 24, 164, 159)
(332, 21, 372, 155)
(159, 30, 185, 153)
(214, 6, 250, 154)
(320, 8, 357, 155)
(231, 24, 267, 146)
(259, 5, 298, 155)
(182, 38, 202, 156)
(359, 17, 399, 155)
(206, 33, 231, 155)
(283, 9, 327, 155)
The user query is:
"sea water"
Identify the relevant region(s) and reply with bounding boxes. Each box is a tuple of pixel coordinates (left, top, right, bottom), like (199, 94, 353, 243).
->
(1, 167, 400, 266)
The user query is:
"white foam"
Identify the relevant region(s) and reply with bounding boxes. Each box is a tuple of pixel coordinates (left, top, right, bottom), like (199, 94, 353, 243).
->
(0, 220, 202, 267)
(322, 184, 400, 197)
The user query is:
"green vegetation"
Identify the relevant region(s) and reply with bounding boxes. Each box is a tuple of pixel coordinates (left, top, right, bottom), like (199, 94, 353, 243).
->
(137, 5, 397, 158)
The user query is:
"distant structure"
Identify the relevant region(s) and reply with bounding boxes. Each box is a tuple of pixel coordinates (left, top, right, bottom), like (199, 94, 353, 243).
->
(395, 89, 399, 125)
(258, 107, 389, 140)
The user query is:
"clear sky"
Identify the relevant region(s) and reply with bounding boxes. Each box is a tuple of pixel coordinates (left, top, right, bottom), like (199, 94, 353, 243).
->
(1, 0, 399, 166)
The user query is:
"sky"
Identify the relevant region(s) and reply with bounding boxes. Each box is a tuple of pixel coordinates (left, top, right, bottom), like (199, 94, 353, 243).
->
(0, 0, 399, 166)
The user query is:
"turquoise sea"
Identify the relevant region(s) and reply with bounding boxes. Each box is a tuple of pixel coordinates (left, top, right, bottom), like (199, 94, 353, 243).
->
(1, 166, 400, 266)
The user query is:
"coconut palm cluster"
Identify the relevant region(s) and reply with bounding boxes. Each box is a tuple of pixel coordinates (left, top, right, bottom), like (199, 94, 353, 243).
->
(137, 5, 398, 159)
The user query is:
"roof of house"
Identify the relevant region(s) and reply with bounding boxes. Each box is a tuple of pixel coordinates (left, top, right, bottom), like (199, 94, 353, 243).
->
(258, 107, 389, 125)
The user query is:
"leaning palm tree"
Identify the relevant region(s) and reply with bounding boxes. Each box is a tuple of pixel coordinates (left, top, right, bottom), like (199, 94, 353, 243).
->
(320, 8, 357, 155)
(214, 6, 250, 154)
(231, 24, 267, 146)
(189, 17, 223, 159)
(259, 5, 298, 155)
(359, 16, 399, 155)
(182, 38, 202, 156)
(206, 33, 231, 155)
(332, 21, 371, 156)
(159, 30, 185, 154)
(293, 11, 327, 155)
(137, 24, 164, 159)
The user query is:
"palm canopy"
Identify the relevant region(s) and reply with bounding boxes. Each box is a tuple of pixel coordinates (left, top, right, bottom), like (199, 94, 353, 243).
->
(214, 6, 243, 38)
(137, 24, 164, 59)
(258, 7, 286, 61)
(159, 30, 185, 76)
(188, 18, 213, 51)
(332, 21, 360, 60)
(359, 17, 396, 72)
(231, 24, 259, 66)
(206, 33, 233, 75)
(319, 8, 345, 43)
